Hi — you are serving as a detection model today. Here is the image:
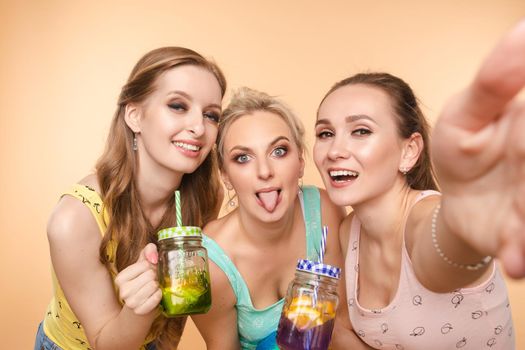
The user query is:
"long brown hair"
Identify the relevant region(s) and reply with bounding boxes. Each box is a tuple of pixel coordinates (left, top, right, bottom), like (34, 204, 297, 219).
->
(319, 72, 438, 190)
(95, 47, 226, 349)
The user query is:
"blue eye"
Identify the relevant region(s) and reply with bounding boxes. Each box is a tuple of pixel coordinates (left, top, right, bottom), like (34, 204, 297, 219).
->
(272, 147, 287, 157)
(234, 154, 251, 163)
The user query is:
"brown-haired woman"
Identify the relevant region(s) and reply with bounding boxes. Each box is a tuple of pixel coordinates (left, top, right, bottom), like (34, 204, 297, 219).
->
(34, 47, 226, 350)
(312, 19, 525, 349)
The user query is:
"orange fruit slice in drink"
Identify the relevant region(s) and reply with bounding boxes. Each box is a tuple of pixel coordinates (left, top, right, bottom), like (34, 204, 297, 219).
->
(286, 306, 322, 330)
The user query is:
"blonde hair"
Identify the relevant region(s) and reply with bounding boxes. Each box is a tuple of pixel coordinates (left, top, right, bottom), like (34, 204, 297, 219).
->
(217, 87, 305, 169)
(95, 47, 226, 349)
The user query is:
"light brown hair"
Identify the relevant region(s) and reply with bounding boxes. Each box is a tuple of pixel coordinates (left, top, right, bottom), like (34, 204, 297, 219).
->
(95, 47, 226, 349)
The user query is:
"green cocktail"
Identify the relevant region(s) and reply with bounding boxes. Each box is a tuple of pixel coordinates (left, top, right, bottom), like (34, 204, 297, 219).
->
(161, 269, 212, 316)
(157, 226, 212, 317)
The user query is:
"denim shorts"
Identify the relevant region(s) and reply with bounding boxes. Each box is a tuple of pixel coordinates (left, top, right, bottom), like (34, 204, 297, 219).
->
(34, 321, 157, 350)
(34, 322, 63, 350)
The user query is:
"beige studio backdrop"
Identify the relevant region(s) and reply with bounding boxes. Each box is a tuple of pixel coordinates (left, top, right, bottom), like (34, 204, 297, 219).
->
(1, 1, 525, 348)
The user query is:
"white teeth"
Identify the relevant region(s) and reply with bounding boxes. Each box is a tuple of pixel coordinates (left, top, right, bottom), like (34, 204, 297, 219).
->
(329, 170, 358, 177)
(174, 142, 200, 151)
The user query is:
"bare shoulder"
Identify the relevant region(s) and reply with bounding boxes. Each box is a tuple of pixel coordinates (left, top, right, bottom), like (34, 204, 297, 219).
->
(78, 173, 102, 193)
(47, 174, 102, 247)
(405, 194, 441, 253)
(203, 210, 236, 241)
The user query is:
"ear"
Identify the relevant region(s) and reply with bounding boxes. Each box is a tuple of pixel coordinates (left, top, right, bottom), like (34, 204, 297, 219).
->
(298, 154, 305, 179)
(124, 103, 142, 133)
(399, 132, 423, 171)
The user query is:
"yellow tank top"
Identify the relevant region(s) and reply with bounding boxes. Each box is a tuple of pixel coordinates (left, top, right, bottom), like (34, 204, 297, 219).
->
(42, 184, 155, 350)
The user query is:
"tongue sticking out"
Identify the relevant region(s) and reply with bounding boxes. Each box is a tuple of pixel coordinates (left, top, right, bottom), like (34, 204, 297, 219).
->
(258, 191, 279, 212)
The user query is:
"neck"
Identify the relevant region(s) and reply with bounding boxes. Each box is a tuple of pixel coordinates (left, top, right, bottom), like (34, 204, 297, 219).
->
(236, 197, 302, 248)
(135, 162, 184, 227)
(352, 183, 415, 247)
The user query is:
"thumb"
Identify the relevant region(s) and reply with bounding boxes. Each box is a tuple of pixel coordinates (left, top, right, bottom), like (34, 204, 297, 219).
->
(138, 243, 159, 265)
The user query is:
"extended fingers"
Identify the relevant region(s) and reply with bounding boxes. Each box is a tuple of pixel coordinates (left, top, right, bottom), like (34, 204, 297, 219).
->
(451, 20, 525, 131)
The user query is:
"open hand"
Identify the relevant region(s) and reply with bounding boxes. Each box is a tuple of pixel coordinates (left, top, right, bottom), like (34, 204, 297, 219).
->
(432, 20, 525, 278)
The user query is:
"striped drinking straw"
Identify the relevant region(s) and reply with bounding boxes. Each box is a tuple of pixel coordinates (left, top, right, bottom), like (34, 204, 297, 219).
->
(313, 225, 328, 308)
(319, 226, 328, 263)
(175, 190, 182, 226)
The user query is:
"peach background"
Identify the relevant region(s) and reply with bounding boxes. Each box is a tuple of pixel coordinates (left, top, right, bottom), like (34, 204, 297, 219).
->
(1, 1, 524, 348)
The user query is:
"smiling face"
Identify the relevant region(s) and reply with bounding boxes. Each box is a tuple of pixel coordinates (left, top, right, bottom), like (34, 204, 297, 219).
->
(313, 84, 406, 207)
(126, 64, 223, 177)
(222, 111, 304, 222)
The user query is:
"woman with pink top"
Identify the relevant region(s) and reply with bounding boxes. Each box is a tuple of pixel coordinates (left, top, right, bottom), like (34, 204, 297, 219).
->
(312, 21, 525, 350)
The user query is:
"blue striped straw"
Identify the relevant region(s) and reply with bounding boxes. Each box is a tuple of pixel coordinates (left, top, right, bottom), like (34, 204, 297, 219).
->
(318, 226, 328, 263)
(175, 190, 182, 226)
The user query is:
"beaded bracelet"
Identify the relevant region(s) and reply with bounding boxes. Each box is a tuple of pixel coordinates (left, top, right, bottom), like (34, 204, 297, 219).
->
(431, 204, 493, 271)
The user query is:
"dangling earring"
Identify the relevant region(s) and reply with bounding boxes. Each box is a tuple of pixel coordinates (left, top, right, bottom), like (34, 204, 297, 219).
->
(224, 183, 236, 207)
(298, 177, 303, 193)
(228, 192, 236, 207)
(132, 133, 138, 151)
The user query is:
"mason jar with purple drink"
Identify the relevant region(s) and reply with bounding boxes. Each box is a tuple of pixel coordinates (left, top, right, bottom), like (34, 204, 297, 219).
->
(276, 259, 340, 350)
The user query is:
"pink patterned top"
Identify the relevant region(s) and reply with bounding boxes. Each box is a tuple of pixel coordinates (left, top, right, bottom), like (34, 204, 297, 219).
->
(345, 191, 515, 350)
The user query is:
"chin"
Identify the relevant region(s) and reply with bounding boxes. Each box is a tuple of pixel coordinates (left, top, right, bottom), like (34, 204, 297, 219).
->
(326, 189, 353, 207)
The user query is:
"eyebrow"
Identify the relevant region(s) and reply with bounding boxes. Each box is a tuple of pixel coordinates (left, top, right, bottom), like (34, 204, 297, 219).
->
(316, 114, 375, 126)
(168, 90, 222, 110)
(228, 136, 290, 154)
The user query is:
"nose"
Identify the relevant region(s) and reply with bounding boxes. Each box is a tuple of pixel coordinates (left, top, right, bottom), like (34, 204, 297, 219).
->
(327, 135, 351, 161)
(256, 157, 274, 180)
(186, 110, 205, 137)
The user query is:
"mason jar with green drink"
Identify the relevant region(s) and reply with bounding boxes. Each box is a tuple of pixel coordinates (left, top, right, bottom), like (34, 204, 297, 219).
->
(157, 191, 212, 317)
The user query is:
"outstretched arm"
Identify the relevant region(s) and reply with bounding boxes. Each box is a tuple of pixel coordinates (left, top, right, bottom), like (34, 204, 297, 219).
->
(411, 19, 525, 290)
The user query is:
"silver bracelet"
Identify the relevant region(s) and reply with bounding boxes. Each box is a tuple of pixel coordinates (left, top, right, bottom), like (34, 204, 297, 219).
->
(431, 204, 493, 271)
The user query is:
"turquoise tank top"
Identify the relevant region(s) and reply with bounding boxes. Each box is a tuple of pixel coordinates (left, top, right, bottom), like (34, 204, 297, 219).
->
(202, 186, 322, 350)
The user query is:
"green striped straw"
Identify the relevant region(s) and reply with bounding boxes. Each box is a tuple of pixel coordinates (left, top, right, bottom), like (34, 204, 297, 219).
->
(175, 190, 182, 226)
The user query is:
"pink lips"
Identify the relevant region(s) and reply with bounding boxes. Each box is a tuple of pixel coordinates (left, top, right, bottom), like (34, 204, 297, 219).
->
(173, 139, 203, 158)
(327, 168, 358, 188)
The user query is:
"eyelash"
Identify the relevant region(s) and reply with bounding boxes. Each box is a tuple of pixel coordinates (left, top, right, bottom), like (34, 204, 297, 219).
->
(352, 128, 371, 136)
(316, 128, 372, 139)
(168, 103, 220, 123)
(233, 154, 251, 164)
(316, 130, 334, 139)
(168, 103, 187, 111)
(232, 146, 288, 164)
(204, 112, 220, 123)
(272, 146, 288, 157)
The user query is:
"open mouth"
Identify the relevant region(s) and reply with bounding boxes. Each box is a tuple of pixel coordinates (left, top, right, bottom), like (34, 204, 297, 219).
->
(173, 141, 201, 152)
(255, 189, 282, 213)
(329, 169, 359, 183)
